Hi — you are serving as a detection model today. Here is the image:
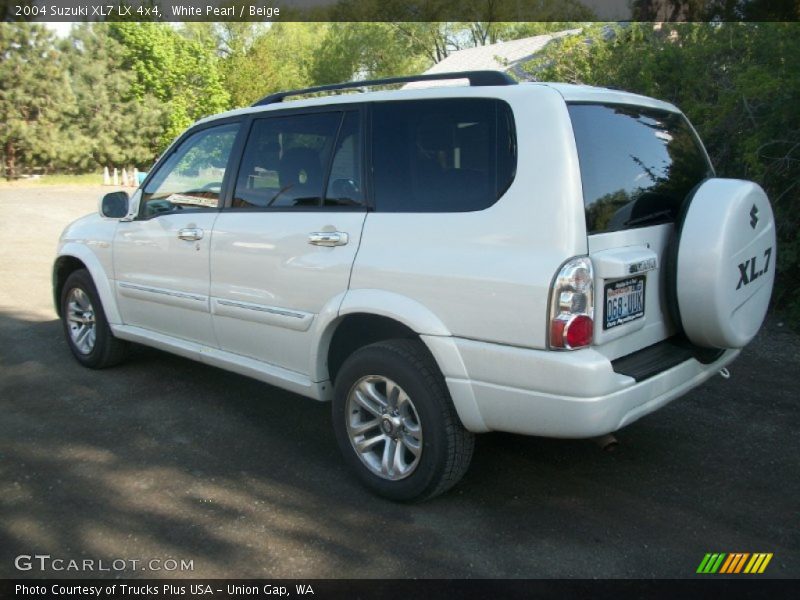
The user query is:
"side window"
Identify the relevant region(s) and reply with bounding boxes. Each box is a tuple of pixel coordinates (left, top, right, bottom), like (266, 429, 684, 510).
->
(233, 111, 363, 209)
(141, 123, 240, 218)
(371, 98, 516, 212)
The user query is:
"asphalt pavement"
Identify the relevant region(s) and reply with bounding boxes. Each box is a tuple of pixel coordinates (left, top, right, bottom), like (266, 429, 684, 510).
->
(0, 184, 797, 579)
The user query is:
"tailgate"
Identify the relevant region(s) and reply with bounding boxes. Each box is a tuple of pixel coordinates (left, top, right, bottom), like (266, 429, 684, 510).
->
(567, 102, 714, 360)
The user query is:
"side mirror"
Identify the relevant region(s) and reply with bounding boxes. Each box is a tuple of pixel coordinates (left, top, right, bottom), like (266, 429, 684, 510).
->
(100, 191, 129, 219)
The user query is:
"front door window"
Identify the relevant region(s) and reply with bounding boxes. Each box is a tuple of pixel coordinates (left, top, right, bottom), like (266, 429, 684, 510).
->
(141, 123, 240, 217)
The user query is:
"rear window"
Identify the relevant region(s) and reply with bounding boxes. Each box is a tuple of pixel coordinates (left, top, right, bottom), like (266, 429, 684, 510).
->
(568, 103, 713, 234)
(372, 98, 516, 212)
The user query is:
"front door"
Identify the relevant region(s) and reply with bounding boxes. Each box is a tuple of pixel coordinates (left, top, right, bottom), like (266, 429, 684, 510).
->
(114, 121, 242, 346)
(210, 110, 367, 375)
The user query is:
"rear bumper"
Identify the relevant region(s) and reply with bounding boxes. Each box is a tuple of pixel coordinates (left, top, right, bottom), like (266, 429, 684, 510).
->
(422, 335, 738, 437)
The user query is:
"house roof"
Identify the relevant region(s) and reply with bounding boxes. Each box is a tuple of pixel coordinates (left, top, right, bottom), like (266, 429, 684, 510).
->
(423, 29, 581, 81)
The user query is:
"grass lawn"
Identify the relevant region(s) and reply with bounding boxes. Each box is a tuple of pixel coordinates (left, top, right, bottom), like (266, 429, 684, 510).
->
(0, 173, 107, 187)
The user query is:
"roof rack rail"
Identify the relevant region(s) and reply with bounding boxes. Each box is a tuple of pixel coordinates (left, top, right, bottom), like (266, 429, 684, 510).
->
(251, 70, 517, 107)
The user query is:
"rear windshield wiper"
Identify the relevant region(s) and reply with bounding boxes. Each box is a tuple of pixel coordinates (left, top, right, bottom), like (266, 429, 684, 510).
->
(624, 209, 673, 228)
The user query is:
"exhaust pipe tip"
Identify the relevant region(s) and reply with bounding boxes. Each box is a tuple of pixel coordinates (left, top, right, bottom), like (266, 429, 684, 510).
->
(593, 433, 619, 452)
(719, 367, 731, 380)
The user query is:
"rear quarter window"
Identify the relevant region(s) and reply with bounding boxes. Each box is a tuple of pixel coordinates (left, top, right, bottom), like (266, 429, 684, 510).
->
(371, 98, 516, 212)
(568, 103, 713, 234)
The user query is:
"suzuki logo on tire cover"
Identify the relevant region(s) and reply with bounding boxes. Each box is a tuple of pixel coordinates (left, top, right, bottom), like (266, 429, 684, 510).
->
(750, 204, 759, 229)
(737, 247, 772, 290)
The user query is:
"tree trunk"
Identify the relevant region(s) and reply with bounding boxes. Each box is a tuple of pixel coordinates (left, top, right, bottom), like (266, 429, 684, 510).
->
(4, 141, 15, 181)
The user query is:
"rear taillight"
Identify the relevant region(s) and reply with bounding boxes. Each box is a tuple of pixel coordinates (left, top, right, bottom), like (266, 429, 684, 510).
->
(549, 257, 594, 350)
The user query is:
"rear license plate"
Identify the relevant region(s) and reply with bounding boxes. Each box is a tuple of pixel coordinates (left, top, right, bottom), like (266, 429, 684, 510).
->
(604, 276, 645, 330)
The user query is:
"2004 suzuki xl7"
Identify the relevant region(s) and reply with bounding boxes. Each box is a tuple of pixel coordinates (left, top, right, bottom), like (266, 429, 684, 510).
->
(54, 71, 776, 500)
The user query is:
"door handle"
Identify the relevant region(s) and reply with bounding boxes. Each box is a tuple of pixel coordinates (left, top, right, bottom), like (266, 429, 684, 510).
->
(308, 231, 349, 247)
(178, 227, 204, 241)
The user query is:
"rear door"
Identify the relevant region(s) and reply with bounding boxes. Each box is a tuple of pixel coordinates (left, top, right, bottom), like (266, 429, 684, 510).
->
(567, 103, 714, 359)
(209, 108, 367, 375)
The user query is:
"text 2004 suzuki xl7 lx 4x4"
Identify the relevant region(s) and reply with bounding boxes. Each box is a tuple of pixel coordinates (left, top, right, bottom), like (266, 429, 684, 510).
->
(54, 71, 776, 500)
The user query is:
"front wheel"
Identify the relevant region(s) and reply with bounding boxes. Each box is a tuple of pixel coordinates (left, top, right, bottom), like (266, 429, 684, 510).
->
(60, 269, 127, 369)
(332, 339, 474, 501)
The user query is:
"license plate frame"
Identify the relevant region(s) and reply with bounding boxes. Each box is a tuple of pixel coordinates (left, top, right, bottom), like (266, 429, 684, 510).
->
(604, 276, 646, 330)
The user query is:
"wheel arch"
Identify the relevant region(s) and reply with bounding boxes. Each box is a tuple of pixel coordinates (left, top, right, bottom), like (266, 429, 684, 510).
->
(53, 255, 87, 317)
(311, 289, 452, 384)
(309, 290, 488, 432)
(324, 313, 419, 386)
(53, 245, 121, 324)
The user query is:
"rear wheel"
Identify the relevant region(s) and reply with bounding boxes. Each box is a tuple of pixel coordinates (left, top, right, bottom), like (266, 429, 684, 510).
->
(332, 339, 474, 502)
(60, 269, 127, 368)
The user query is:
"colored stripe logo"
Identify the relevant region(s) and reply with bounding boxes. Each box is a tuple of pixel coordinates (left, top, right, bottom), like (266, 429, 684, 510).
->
(697, 553, 773, 574)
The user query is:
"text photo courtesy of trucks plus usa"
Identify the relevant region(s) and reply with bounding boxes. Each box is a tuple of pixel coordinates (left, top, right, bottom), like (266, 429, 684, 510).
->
(1, 1, 798, 593)
(15, 583, 310, 597)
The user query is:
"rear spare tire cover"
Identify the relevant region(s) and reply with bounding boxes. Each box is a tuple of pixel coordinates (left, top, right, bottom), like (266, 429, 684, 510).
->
(671, 178, 776, 349)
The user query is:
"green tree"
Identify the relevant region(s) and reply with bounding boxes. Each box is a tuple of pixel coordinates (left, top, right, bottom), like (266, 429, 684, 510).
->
(311, 23, 430, 84)
(59, 24, 166, 171)
(223, 23, 328, 108)
(182, 22, 265, 61)
(0, 23, 73, 179)
(109, 22, 230, 145)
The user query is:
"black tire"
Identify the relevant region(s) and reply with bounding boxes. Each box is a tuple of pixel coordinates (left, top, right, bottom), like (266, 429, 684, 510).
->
(60, 269, 128, 369)
(332, 339, 474, 502)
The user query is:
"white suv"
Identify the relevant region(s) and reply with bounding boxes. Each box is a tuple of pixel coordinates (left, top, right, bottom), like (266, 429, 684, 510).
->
(54, 71, 776, 501)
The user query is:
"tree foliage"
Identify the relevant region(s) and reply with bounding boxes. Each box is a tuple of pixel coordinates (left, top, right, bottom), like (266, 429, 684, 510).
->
(108, 22, 230, 145)
(0, 24, 74, 179)
(311, 23, 431, 85)
(223, 22, 328, 108)
(59, 24, 166, 171)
